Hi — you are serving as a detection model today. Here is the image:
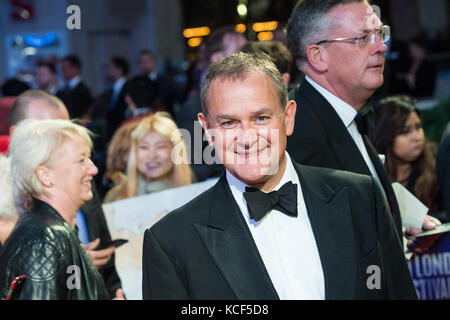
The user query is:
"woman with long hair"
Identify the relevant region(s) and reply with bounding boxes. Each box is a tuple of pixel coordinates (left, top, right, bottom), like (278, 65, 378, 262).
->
(104, 112, 194, 202)
(369, 95, 442, 215)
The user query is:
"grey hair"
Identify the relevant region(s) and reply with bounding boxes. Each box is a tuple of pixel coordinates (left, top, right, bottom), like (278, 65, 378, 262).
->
(9, 119, 93, 197)
(0, 155, 20, 221)
(287, 0, 368, 70)
(200, 51, 288, 116)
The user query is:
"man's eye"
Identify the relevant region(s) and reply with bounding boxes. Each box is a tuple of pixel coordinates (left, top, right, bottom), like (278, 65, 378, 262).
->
(256, 116, 269, 123)
(358, 34, 369, 43)
(222, 121, 235, 128)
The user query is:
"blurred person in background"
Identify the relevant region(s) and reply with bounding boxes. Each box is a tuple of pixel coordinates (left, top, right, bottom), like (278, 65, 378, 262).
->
(176, 26, 247, 182)
(240, 40, 293, 87)
(35, 60, 58, 95)
(0, 79, 29, 138)
(57, 54, 93, 120)
(436, 131, 450, 223)
(132, 49, 174, 116)
(0, 155, 29, 250)
(4, 89, 123, 299)
(0, 119, 123, 299)
(103, 56, 130, 142)
(103, 120, 140, 194)
(104, 112, 193, 203)
(389, 32, 437, 99)
(369, 95, 444, 220)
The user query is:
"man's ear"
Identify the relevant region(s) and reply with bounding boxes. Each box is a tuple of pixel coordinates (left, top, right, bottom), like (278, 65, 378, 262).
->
(35, 165, 53, 188)
(284, 100, 297, 136)
(197, 112, 214, 146)
(305, 44, 328, 73)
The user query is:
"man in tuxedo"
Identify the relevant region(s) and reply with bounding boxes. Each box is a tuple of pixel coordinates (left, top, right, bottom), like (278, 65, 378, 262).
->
(285, 0, 440, 242)
(142, 52, 417, 300)
(104, 56, 130, 142)
(35, 60, 58, 95)
(57, 55, 93, 120)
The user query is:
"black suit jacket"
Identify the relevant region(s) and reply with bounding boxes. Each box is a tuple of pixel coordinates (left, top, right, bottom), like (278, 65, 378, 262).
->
(436, 133, 450, 223)
(80, 185, 122, 298)
(142, 163, 417, 300)
(57, 82, 93, 119)
(287, 81, 403, 240)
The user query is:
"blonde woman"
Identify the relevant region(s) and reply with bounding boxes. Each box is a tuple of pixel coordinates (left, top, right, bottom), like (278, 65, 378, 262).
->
(104, 112, 194, 203)
(0, 119, 118, 299)
(104, 120, 140, 190)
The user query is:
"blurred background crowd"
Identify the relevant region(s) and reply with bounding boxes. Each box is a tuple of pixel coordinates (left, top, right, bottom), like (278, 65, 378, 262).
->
(0, 0, 449, 300)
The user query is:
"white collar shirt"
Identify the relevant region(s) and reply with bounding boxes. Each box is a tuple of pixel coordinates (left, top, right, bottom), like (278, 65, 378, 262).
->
(226, 152, 325, 300)
(305, 75, 381, 184)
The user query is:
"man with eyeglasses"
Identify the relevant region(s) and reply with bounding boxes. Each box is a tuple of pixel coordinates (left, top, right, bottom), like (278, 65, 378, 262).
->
(286, 0, 440, 246)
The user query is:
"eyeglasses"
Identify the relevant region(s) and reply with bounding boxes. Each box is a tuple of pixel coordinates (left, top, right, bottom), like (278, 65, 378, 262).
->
(315, 25, 390, 47)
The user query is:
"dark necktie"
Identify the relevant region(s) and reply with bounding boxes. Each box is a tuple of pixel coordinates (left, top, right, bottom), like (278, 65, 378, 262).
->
(243, 181, 298, 222)
(354, 107, 375, 136)
(354, 112, 368, 135)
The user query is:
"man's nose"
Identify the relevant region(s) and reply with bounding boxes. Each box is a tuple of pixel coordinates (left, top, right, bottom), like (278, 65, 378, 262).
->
(236, 126, 258, 147)
(372, 35, 387, 54)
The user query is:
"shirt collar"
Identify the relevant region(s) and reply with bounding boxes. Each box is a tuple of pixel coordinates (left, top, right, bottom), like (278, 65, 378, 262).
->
(226, 152, 298, 194)
(68, 76, 81, 89)
(113, 77, 127, 91)
(305, 75, 357, 128)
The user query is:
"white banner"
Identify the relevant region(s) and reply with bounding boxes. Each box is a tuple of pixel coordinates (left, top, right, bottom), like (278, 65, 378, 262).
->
(103, 178, 219, 300)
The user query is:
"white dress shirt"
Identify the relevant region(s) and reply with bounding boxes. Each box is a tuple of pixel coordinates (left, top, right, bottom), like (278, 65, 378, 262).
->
(109, 77, 127, 110)
(226, 152, 325, 300)
(305, 75, 381, 185)
(66, 75, 81, 90)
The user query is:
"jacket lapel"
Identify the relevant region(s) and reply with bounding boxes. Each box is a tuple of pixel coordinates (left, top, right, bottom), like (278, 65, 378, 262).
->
(194, 175, 279, 300)
(294, 163, 357, 299)
(362, 135, 403, 239)
(298, 81, 372, 175)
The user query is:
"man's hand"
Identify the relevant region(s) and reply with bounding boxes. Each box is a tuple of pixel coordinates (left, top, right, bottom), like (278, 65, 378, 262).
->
(83, 238, 115, 269)
(405, 215, 442, 255)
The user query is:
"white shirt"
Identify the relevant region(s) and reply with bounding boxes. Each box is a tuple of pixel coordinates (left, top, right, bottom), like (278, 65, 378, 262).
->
(109, 77, 127, 109)
(305, 75, 381, 185)
(226, 152, 325, 300)
(66, 75, 81, 90)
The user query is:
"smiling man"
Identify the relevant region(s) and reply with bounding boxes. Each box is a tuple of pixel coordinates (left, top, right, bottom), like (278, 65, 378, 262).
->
(142, 52, 417, 300)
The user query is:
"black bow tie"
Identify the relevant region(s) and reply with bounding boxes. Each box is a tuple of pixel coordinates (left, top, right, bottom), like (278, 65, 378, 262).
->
(243, 181, 298, 222)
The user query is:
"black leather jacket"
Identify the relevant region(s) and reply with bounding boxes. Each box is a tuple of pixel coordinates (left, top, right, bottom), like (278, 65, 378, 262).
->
(0, 199, 109, 300)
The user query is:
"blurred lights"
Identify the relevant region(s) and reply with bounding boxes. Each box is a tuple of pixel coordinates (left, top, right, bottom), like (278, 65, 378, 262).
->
(22, 47, 37, 55)
(257, 31, 273, 41)
(188, 37, 203, 47)
(183, 27, 210, 38)
(252, 21, 278, 33)
(237, 4, 247, 17)
(235, 24, 246, 33)
(20, 10, 31, 20)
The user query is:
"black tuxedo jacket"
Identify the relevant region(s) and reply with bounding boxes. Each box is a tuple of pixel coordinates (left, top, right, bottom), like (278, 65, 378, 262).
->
(142, 163, 417, 300)
(105, 82, 130, 142)
(287, 81, 403, 240)
(57, 82, 93, 119)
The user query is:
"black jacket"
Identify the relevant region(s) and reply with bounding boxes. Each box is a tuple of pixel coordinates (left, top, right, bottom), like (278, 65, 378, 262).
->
(0, 199, 109, 300)
(57, 82, 93, 119)
(142, 163, 417, 300)
(287, 81, 403, 241)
